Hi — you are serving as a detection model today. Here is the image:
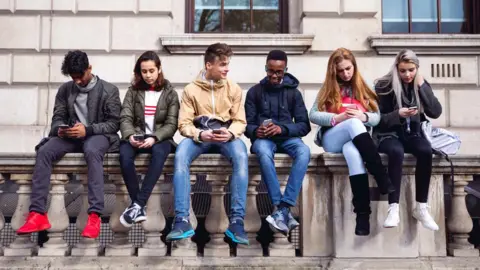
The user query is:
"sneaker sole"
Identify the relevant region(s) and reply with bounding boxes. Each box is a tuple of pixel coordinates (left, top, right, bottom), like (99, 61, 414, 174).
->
(119, 215, 134, 228)
(225, 229, 249, 245)
(266, 216, 288, 236)
(383, 223, 399, 228)
(134, 216, 147, 223)
(166, 229, 195, 242)
(81, 232, 100, 239)
(412, 213, 439, 231)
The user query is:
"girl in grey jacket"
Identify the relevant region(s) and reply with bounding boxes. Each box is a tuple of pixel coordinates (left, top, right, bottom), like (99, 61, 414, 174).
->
(309, 48, 394, 236)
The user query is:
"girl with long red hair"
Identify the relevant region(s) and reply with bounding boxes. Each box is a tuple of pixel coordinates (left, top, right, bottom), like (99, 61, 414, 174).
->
(309, 48, 394, 236)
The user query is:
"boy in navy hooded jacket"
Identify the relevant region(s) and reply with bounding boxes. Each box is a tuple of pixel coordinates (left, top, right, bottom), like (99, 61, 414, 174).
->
(244, 50, 311, 235)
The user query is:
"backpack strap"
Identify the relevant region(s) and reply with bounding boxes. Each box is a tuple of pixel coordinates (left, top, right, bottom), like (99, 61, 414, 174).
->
(433, 149, 455, 196)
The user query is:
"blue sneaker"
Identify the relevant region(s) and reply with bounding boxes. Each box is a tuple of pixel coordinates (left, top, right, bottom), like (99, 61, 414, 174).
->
(287, 212, 299, 231)
(166, 216, 195, 241)
(225, 219, 249, 245)
(266, 207, 289, 235)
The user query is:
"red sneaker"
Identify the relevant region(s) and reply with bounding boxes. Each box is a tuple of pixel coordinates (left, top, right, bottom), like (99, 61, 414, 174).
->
(17, 212, 51, 234)
(81, 213, 101, 238)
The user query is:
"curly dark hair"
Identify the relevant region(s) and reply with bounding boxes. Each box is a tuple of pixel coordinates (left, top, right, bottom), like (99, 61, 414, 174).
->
(61, 50, 89, 76)
(204, 43, 233, 66)
(132, 51, 165, 91)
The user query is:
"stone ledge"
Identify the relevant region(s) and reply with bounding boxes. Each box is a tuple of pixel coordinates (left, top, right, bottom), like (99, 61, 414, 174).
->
(0, 153, 477, 174)
(368, 34, 480, 55)
(0, 257, 479, 269)
(159, 34, 315, 55)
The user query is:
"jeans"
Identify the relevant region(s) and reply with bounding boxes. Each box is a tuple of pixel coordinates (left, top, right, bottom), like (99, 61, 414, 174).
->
(30, 135, 109, 214)
(173, 138, 249, 220)
(119, 140, 171, 207)
(251, 138, 310, 206)
(322, 118, 367, 176)
(378, 136, 433, 203)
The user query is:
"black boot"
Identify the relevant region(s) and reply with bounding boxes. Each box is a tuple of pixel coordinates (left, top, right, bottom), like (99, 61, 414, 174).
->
(350, 174, 371, 236)
(352, 132, 395, 195)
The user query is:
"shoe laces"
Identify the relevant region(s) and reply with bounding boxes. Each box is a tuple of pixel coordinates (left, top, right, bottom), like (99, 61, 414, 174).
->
(87, 213, 100, 225)
(388, 204, 399, 213)
(273, 207, 289, 221)
(127, 204, 141, 218)
(173, 216, 189, 225)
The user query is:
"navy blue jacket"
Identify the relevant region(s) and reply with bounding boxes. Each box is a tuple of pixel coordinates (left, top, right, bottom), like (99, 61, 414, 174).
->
(244, 73, 311, 142)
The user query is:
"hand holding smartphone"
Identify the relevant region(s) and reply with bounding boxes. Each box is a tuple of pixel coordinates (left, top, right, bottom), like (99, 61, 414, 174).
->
(408, 106, 418, 110)
(342, 103, 357, 109)
(58, 124, 70, 129)
(262, 119, 273, 126)
(133, 134, 145, 141)
(212, 129, 223, 134)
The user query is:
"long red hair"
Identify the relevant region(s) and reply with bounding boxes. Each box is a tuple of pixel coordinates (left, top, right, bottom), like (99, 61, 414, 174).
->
(317, 48, 378, 112)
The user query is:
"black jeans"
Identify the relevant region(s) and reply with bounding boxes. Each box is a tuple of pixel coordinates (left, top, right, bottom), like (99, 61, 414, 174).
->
(378, 135, 433, 203)
(31, 135, 109, 214)
(119, 140, 171, 207)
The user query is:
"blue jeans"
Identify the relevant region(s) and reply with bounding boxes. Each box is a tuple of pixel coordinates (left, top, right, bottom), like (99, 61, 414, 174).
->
(322, 118, 367, 176)
(251, 138, 310, 206)
(173, 138, 249, 220)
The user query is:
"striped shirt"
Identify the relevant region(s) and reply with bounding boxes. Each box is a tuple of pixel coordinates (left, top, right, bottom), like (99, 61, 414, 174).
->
(144, 87, 162, 134)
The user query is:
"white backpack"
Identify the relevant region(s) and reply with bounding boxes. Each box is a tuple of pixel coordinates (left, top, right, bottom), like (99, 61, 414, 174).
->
(421, 120, 461, 188)
(421, 121, 461, 156)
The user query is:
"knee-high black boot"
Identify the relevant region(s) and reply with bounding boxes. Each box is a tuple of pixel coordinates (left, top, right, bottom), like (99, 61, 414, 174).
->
(350, 174, 371, 236)
(352, 132, 395, 195)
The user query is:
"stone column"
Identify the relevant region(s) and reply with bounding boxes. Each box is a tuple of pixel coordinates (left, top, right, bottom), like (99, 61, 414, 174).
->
(269, 174, 295, 257)
(203, 174, 230, 257)
(4, 174, 37, 257)
(71, 174, 102, 256)
(138, 175, 167, 257)
(38, 174, 70, 256)
(105, 174, 134, 256)
(237, 174, 262, 257)
(447, 175, 479, 257)
(0, 175, 4, 256)
(171, 175, 198, 257)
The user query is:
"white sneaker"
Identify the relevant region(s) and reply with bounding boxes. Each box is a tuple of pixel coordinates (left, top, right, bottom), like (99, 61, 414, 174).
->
(412, 203, 439, 231)
(383, 203, 400, 228)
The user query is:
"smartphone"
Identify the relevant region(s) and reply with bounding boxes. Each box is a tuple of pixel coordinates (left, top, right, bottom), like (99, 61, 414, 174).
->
(408, 106, 418, 110)
(212, 129, 223, 134)
(133, 134, 145, 141)
(341, 103, 357, 109)
(58, 124, 70, 129)
(263, 119, 273, 126)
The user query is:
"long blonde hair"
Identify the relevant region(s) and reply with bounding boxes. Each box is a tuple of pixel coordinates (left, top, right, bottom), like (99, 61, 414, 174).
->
(375, 49, 422, 112)
(317, 48, 378, 112)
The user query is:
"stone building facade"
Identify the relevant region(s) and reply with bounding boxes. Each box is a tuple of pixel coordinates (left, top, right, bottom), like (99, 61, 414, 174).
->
(0, 0, 479, 154)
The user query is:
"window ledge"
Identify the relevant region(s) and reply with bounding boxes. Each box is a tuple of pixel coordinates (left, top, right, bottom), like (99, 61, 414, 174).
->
(159, 34, 315, 55)
(368, 34, 480, 55)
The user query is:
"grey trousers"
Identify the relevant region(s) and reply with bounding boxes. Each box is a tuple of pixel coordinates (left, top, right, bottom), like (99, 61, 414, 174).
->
(30, 135, 109, 214)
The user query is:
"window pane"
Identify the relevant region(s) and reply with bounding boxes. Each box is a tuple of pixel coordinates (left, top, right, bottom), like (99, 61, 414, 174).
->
(412, 0, 438, 33)
(382, 0, 409, 33)
(253, 10, 279, 32)
(224, 0, 251, 32)
(252, 0, 279, 32)
(253, 0, 279, 9)
(441, 0, 466, 33)
(194, 0, 221, 32)
(224, 0, 250, 9)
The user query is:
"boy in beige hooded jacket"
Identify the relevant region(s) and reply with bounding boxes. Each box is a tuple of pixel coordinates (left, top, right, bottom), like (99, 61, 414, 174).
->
(166, 43, 250, 245)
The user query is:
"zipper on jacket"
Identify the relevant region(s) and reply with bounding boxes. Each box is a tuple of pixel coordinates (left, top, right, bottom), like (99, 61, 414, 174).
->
(210, 80, 215, 117)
